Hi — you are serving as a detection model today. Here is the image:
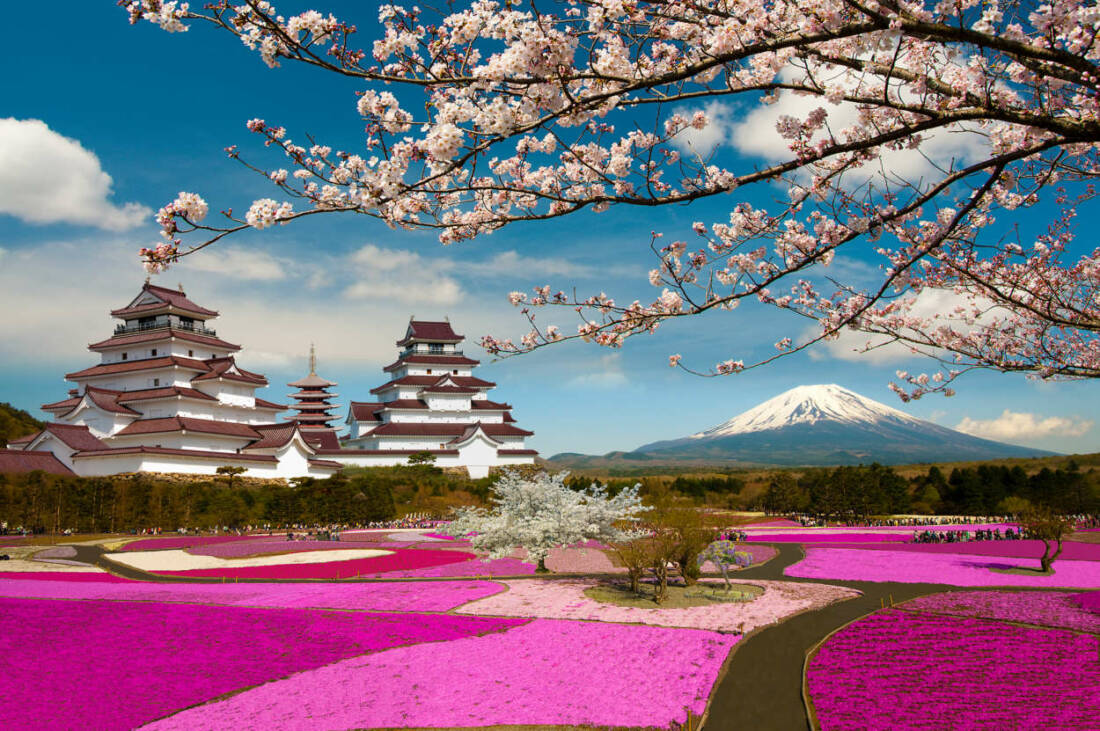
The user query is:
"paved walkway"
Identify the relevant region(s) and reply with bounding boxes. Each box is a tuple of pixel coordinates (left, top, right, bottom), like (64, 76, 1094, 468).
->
(702, 544, 950, 731)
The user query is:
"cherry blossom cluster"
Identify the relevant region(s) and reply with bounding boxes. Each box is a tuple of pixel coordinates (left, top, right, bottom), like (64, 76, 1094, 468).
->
(123, 0, 1100, 394)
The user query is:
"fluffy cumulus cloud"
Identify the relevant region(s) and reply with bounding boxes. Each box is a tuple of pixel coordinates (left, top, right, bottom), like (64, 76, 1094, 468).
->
(807, 288, 1003, 365)
(176, 246, 287, 281)
(343, 244, 464, 305)
(955, 410, 1094, 445)
(0, 118, 150, 230)
(722, 66, 987, 182)
(670, 101, 737, 156)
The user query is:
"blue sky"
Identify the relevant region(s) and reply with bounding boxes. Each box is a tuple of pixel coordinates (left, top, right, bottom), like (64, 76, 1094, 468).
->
(0, 2, 1096, 457)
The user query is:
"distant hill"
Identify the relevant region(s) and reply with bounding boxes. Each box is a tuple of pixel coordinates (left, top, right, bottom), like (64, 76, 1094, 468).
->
(0, 403, 44, 447)
(550, 384, 1056, 469)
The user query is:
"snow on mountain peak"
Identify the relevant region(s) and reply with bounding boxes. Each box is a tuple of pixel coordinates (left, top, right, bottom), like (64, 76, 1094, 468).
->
(691, 384, 922, 439)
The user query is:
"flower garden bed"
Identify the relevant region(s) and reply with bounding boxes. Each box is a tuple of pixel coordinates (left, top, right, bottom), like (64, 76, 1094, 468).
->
(456, 578, 859, 633)
(899, 590, 1100, 633)
(120, 535, 264, 551)
(806, 608, 1100, 729)
(143, 618, 735, 730)
(786, 547, 1100, 587)
(146, 547, 477, 580)
(0, 596, 524, 731)
(0, 571, 132, 582)
(0, 575, 505, 612)
(1078, 590, 1100, 613)
(108, 548, 393, 573)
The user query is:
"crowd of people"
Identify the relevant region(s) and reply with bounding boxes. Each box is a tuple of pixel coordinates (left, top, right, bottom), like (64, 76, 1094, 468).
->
(912, 527, 1025, 543)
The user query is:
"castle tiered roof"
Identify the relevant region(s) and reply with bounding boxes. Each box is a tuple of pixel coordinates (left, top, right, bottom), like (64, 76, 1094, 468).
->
(8, 282, 341, 480)
(342, 318, 537, 471)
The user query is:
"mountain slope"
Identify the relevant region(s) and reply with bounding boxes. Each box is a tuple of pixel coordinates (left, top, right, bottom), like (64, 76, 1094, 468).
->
(631, 384, 1056, 466)
(0, 402, 45, 448)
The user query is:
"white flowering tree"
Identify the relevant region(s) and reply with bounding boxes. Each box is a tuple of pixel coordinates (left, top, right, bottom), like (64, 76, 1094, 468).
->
(440, 470, 648, 572)
(126, 0, 1100, 397)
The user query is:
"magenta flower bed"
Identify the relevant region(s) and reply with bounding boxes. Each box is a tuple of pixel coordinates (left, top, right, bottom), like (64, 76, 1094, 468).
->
(424, 532, 457, 540)
(901, 590, 1100, 633)
(191, 539, 394, 558)
(155, 547, 476, 579)
(807, 609, 1100, 729)
(0, 575, 505, 612)
(787, 547, 1100, 587)
(145, 618, 735, 729)
(376, 555, 535, 578)
(1076, 590, 1100, 613)
(122, 535, 262, 551)
(744, 533, 909, 543)
(0, 571, 134, 583)
(0, 596, 525, 731)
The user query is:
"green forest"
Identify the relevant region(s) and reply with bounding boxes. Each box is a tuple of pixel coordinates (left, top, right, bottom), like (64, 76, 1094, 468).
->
(0, 402, 44, 447)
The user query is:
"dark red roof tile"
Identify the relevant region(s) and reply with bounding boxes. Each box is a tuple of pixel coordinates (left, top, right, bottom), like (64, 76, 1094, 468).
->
(395, 320, 464, 346)
(88, 328, 240, 352)
(111, 283, 218, 318)
(383, 354, 480, 372)
(0, 450, 75, 475)
(73, 446, 277, 463)
(113, 417, 263, 439)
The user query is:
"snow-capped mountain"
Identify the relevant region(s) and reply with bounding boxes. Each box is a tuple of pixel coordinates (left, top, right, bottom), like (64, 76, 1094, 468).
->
(629, 384, 1055, 466)
(690, 384, 923, 438)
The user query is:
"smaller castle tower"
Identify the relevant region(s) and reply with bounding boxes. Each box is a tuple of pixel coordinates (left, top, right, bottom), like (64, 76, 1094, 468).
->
(287, 345, 339, 444)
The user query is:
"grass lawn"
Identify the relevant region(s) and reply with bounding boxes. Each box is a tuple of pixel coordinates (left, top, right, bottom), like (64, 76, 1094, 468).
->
(584, 580, 763, 608)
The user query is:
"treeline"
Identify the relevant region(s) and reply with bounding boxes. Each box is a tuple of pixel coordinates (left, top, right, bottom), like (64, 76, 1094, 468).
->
(0, 465, 496, 533)
(0, 402, 44, 447)
(762, 462, 1099, 517)
(564, 474, 745, 502)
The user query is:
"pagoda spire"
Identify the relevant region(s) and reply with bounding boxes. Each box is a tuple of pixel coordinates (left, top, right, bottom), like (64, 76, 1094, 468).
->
(287, 345, 338, 432)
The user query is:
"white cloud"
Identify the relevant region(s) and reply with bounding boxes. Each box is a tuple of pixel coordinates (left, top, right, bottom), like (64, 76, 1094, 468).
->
(956, 410, 1093, 445)
(453, 250, 595, 278)
(0, 118, 151, 231)
(566, 353, 629, 389)
(807, 288, 1004, 364)
(671, 101, 737, 157)
(175, 246, 287, 281)
(343, 244, 464, 305)
(728, 79, 986, 182)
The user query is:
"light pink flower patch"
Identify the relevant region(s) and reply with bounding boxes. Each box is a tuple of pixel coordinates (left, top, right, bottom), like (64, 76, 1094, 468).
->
(121, 535, 261, 551)
(787, 547, 1100, 587)
(456, 578, 859, 633)
(0, 575, 505, 612)
(145, 618, 735, 729)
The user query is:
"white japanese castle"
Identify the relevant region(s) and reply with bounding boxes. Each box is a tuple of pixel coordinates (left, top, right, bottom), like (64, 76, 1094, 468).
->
(332, 318, 538, 477)
(5, 283, 537, 479)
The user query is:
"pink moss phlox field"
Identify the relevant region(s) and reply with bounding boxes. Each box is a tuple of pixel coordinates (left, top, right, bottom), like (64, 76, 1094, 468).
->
(787, 547, 1100, 587)
(155, 547, 475, 579)
(0, 576, 505, 612)
(0, 571, 133, 582)
(1073, 590, 1100, 613)
(145, 618, 734, 730)
(545, 546, 620, 573)
(0, 597, 524, 731)
(901, 590, 1100, 632)
(424, 532, 456, 540)
(190, 539, 399, 558)
(122, 535, 267, 551)
(376, 555, 535, 578)
(457, 578, 859, 632)
(807, 609, 1100, 730)
(800, 539, 1100, 560)
(744, 532, 909, 543)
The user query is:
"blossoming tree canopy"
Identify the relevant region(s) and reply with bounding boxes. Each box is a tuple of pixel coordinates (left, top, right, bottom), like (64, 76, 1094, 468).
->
(127, 0, 1100, 397)
(440, 470, 648, 571)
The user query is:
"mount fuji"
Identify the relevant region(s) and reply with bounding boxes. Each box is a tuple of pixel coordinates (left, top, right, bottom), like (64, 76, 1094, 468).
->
(565, 384, 1055, 467)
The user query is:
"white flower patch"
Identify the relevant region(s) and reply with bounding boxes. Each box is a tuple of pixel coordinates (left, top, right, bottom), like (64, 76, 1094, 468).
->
(104, 548, 392, 572)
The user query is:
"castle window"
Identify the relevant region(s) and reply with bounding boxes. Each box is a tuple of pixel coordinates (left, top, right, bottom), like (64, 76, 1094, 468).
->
(427, 369, 432, 375)
(188, 349, 193, 357)
(121, 352, 128, 360)
(151, 348, 157, 356)
(153, 378, 160, 387)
